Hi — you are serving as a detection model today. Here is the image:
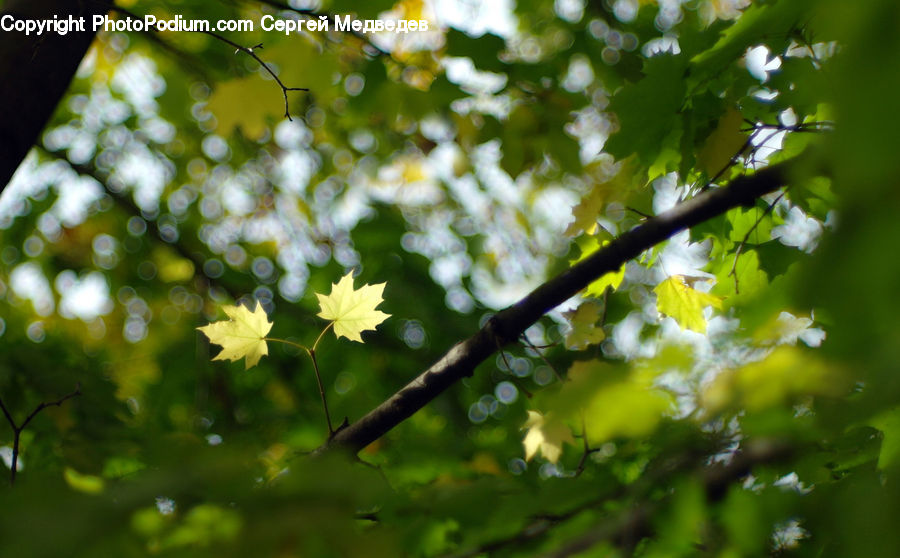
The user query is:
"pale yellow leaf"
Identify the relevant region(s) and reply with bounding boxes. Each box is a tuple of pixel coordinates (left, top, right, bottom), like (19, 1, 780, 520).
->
(317, 273, 390, 343)
(565, 186, 607, 237)
(563, 301, 606, 350)
(522, 410, 574, 463)
(570, 234, 626, 296)
(654, 275, 723, 333)
(197, 302, 273, 369)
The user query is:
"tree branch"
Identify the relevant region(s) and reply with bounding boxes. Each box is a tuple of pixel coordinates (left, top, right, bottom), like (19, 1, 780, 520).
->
(538, 439, 793, 558)
(111, 5, 308, 120)
(319, 159, 803, 455)
(1, 385, 81, 486)
(0, 0, 112, 193)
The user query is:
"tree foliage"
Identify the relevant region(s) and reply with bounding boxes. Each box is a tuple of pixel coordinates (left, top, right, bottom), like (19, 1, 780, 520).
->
(1, 0, 899, 556)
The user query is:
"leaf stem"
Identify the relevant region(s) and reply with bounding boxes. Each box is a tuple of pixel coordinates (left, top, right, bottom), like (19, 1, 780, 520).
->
(265, 337, 310, 352)
(265, 332, 335, 437)
(312, 321, 334, 353)
(308, 348, 334, 437)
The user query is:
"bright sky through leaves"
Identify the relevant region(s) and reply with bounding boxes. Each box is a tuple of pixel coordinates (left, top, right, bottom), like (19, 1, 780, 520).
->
(316, 273, 390, 343)
(197, 302, 273, 369)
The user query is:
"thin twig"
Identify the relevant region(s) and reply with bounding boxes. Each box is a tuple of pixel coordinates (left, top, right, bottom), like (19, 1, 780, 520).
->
(112, 5, 308, 120)
(573, 414, 596, 478)
(0, 385, 81, 486)
(199, 30, 309, 120)
(519, 334, 563, 384)
(308, 349, 335, 436)
(266, 334, 334, 437)
(625, 206, 653, 219)
(729, 190, 786, 293)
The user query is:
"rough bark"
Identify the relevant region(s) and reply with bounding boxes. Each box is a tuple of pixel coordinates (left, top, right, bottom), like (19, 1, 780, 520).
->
(0, 0, 111, 192)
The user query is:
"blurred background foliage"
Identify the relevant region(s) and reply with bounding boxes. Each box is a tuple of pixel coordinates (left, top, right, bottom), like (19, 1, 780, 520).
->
(0, 0, 899, 555)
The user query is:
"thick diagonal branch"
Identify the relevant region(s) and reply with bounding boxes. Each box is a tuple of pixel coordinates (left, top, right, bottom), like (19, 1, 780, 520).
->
(320, 160, 798, 455)
(0, 0, 112, 192)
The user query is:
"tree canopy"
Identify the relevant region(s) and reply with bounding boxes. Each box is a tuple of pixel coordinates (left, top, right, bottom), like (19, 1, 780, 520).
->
(1, 0, 899, 556)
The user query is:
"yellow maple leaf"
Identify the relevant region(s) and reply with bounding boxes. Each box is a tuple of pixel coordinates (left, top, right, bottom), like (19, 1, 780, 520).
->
(197, 302, 273, 370)
(654, 276, 723, 333)
(206, 77, 284, 140)
(563, 301, 606, 350)
(697, 108, 747, 178)
(522, 410, 574, 463)
(570, 234, 626, 296)
(317, 273, 390, 343)
(565, 186, 607, 237)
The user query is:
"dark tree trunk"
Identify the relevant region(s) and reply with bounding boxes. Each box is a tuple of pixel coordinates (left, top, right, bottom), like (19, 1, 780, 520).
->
(0, 0, 111, 192)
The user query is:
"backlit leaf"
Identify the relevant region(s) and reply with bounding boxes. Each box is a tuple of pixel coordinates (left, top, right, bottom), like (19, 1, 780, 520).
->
(317, 273, 390, 343)
(522, 410, 574, 463)
(197, 302, 273, 370)
(563, 301, 606, 350)
(654, 275, 723, 333)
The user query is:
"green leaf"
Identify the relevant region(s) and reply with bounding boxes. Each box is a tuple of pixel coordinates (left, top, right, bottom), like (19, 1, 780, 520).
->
(691, 0, 814, 79)
(605, 54, 688, 166)
(871, 408, 900, 471)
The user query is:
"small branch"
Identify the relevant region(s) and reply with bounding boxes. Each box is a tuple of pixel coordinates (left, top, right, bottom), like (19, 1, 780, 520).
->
(41, 148, 245, 300)
(740, 121, 834, 134)
(267, 334, 334, 437)
(729, 190, 786, 293)
(200, 30, 308, 120)
(519, 333, 562, 384)
(625, 206, 653, 219)
(573, 415, 596, 478)
(1, 385, 81, 486)
(308, 349, 335, 437)
(539, 440, 793, 558)
(111, 5, 308, 120)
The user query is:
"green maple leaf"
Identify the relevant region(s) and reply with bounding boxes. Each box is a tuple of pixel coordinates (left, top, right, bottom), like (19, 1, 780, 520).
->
(317, 273, 390, 343)
(654, 275, 723, 333)
(197, 302, 273, 370)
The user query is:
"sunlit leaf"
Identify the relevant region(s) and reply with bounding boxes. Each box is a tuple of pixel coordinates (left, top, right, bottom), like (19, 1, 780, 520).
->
(63, 467, 105, 494)
(197, 302, 273, 370)
(522, 410, 574, 463)
(871, 408, 900, 471)
(563, 300, 606, 350)
(703, 347, 847, 413)
(317, 273, 390, 343)
(654, 275, 723, 333)
(571, 234, 627, 296)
